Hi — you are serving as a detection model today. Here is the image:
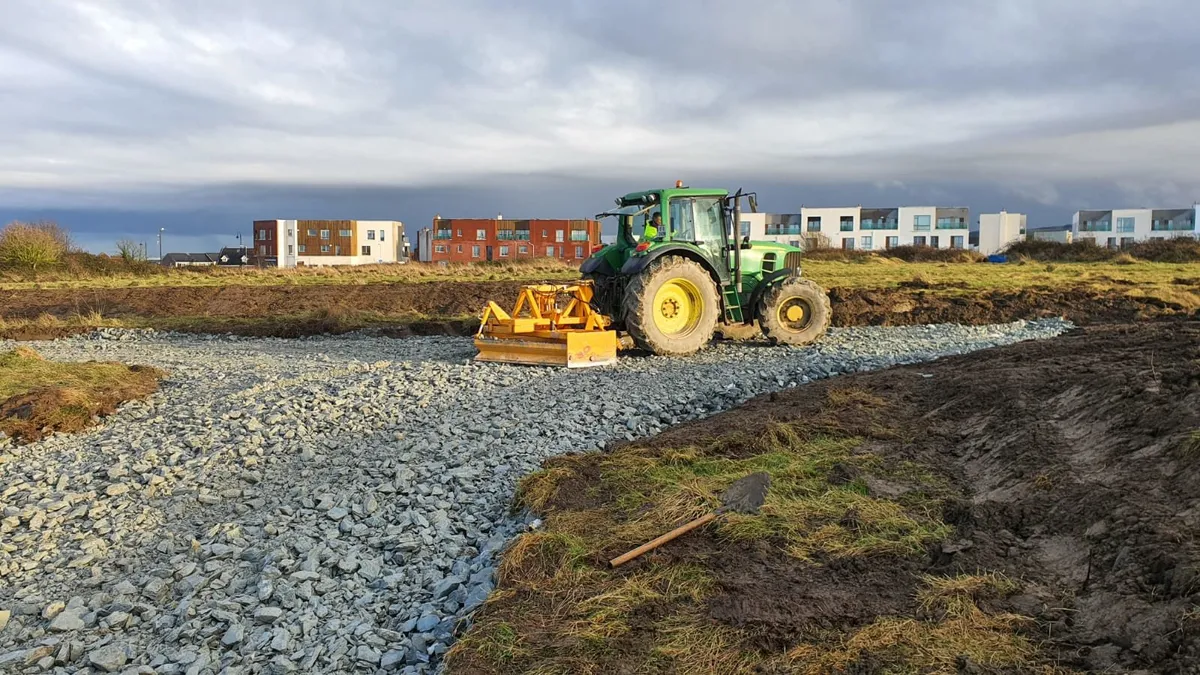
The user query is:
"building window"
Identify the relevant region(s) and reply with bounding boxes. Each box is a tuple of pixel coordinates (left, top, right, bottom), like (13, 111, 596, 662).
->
(379, 230, 385, 241)
(287, 244, 294, 255)
(472, 245, 480, 258)
(886, 236, 899, 248)
(434, 244, 446, 253)
(361, 245, 371, 255)
(339, 229, 352, 237)
(914, 215, 931, 231)
(840, 217, 854, 232)
(930, 236, 940, 248)
(457, 245, 463, 253)
(570, 230, 588, 242)
(790, 240, 802, 248)
(913, 236, 927, 246)
(841, 238, 855, 250)
(739, 220, 751, 237)
(321, 245, 331, 253)
(497, 245, 509, 257)
(546, 246, 555, 257)
(574, 246, 583, 257)
(806, 216, 821, 232)
(860, 236, 873, 250)
(1120, 237, 1135, 247)
(936, 217, 965, 230)
(519, 245, 528, 254)
(258, 245, 267, 255)
(367, 230, 376, 240)
(298, 245, 306, 253)
(476, 229, 486, 240)
(1116, 217, 1136, 233)
(334, 246, 341, 255)
(555, 230, 564, 242)
(307, 229, 317, 237)
(320, 230, 330, 239)
(950, 235, 964, 249)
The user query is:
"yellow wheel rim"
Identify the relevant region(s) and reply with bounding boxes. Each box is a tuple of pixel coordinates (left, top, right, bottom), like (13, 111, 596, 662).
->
(652, 278, 703, 335)
(777, 297, 813, 332)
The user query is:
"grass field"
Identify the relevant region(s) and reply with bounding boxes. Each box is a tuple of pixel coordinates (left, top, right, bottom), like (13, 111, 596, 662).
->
(0, 347, 164, 442)
(0, 258, 580, 290)
(0, 258, 1195, 340)
(3, 257, 1196, 301)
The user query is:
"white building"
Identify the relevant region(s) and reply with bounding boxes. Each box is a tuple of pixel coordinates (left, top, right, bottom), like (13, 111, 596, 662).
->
(741, 206, 969, 251)
(252, 220, 406, 267)
(977, 211, 1028, 255)
(1072, 207, 1198, 247)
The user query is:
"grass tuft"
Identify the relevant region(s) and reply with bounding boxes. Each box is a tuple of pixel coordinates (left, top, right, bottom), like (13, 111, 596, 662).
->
(0, 347, 164, 441)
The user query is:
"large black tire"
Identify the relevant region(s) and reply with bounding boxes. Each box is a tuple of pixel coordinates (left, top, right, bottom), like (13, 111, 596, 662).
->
(757, 276, 831, 346)
(622, 257, 721, 356)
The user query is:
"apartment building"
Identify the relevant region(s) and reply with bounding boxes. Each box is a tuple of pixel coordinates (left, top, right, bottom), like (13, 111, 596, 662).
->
(252, 220, 405, 267)
(1072, 206, 1199, 247)
(417, 215, 602, 264)
(977, 211, 1028, 255)
(743, 206, 969, 250)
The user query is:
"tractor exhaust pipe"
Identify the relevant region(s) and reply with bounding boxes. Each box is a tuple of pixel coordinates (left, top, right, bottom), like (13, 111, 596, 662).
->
(733, 194, 742, 295)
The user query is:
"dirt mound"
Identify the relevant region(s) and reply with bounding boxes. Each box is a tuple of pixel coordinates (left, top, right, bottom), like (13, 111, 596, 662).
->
(0, 281, 529, 321)
(449, 322, 1200, 674)
(3, 280, 1193, 341)
(828, 285, 1193, 326)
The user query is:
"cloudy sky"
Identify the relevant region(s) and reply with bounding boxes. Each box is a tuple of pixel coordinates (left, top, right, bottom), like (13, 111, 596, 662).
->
(1, 0, 1198, 252)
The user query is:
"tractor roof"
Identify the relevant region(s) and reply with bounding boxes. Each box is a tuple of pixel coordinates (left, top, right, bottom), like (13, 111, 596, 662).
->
(619, 187, 729, 206)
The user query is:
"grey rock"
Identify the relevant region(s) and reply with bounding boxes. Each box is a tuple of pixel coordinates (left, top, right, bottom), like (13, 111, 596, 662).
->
(431, 575, 464, 600)
(356, 645, 382, 664)
(416, 615, 439, 632)
(48, 609, 85, 631)
(87, 643, 129, 672)
(381, 649, 407, 670)
(255, 607, 284, 624)
(222, 623, 246, 646)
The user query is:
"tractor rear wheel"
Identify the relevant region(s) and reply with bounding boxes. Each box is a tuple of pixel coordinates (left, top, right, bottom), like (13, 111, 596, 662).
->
(623, 256, 720, 356)
(757, 276, 831, 346)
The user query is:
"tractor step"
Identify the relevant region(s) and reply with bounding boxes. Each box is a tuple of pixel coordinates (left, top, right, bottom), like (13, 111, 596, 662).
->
(721, 284, 745, 324)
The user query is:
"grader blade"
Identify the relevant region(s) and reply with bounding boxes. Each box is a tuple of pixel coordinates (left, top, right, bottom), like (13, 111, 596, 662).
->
(474, 282, 618, 368)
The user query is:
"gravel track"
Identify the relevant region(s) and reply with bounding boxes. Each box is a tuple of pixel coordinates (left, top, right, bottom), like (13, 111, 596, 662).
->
(0, 319, 1071, 674)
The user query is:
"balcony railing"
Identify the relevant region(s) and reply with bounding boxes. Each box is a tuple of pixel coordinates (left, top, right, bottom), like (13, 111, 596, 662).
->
(936, 220, 967, 230)
(1152, 221, 1196, 231)
(1079, 222, 1113, 232)
(766, 226, 802, 235)
(569, 230, 589, 241)
(496, 230, 531, 240)
(434, 231, 452, 239)
(860, 220, 898, 231)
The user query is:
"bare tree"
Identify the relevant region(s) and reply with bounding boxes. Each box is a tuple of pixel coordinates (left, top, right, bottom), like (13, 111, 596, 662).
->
(116, 238, 146, 263)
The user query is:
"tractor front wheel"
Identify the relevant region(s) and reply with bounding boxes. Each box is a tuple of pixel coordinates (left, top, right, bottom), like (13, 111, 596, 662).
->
(623, 257, 720, 356)
(757, 276, 831, 346)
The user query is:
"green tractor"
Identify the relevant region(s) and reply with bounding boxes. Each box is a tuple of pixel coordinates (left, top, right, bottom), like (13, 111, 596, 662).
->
(581, 183, 831, 356)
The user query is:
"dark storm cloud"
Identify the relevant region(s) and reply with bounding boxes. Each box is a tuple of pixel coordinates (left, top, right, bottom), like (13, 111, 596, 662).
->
(0, 0, 1198, 249)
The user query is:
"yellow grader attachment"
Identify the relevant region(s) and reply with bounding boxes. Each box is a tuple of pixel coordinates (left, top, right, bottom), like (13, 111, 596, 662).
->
(474, 281, 618, 368)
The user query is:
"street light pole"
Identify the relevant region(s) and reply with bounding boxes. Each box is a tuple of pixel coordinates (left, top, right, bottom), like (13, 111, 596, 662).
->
(158, 228, 165, 260)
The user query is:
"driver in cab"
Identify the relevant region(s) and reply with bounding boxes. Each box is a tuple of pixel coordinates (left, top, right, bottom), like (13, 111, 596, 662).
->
(641, 211, 662, 242)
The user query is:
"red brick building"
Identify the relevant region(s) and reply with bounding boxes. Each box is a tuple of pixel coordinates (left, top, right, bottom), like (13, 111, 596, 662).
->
(418, 217, 602, 264)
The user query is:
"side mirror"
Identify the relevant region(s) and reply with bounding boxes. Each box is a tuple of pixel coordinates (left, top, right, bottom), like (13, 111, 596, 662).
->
(741, 236, 751, 249)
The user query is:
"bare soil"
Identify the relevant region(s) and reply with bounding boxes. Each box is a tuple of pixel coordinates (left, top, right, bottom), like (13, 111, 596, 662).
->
(453, 321, 1200, 673)
(2, 280, 1193, 340)
(657, 321, 1200, 672)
